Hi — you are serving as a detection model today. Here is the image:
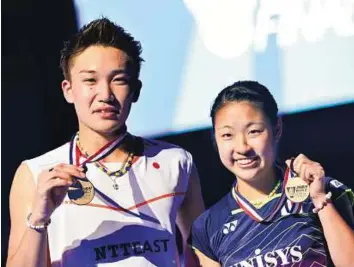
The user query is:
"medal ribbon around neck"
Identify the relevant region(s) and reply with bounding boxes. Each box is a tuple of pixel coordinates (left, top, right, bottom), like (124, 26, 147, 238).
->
(232, 167, 292, 223)
(69, 132, 128, 166)
(67, 132, 128, 205)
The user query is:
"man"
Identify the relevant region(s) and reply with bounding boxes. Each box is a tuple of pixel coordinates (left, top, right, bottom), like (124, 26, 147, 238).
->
(7, 18, 204, 267)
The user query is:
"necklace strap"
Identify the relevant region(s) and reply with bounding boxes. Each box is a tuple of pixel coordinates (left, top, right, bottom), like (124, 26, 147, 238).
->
(76, 134, 136, 190)
(71, 132, 128, 166)
(249, 180, 281, 208)
(93, 152, 134, 178)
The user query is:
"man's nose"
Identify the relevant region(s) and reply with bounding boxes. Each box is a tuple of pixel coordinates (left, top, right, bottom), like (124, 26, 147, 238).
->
(97, 81, 113, 102)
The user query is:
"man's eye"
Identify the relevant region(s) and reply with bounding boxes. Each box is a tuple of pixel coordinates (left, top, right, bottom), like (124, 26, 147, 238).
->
(84, 78, 96, 83)
(113, 77, 129, 84)
(221, 133, 232, 138)
(249, 130, 262, 135)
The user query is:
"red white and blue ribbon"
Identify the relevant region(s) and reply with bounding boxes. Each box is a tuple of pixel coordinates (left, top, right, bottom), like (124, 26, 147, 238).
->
(69, 132, 128, 166)
(232, 166, 301, 222)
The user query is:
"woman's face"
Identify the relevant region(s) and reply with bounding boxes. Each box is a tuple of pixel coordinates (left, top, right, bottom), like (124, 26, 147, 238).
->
(214, 101, 276, 183)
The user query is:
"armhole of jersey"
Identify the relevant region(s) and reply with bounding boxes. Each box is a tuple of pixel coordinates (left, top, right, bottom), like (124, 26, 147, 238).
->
(335, 188, 354, 205)
(192, 246, 218, 263)
(185, 150, 194, 182)
(22, 159, 38, 186)
(177, 150, 194, 205)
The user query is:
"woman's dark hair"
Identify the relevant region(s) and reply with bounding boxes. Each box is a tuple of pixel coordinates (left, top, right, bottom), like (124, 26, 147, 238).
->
(210, 80, 278, 129)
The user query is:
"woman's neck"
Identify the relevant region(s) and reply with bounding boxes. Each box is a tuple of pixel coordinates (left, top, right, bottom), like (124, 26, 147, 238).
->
(236, 168, 277, 201)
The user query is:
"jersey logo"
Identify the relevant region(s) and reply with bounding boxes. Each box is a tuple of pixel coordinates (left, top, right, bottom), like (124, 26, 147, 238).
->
(222, 220, 238, 234)
(233, 246, 303, 266)
(153, 162, 160, 169)
(330, 179, 343, 188)
(280, 200, 302, 216)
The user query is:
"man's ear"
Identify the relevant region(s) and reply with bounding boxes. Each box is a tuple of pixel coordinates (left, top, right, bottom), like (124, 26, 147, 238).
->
(131, 80, 142, 103)
(274, 116, 283, 142)
(62, 80, 74, 104)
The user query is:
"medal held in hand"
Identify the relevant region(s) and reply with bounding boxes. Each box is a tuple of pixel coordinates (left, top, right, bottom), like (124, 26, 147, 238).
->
(68, 178, 95, 205)
(285, 176, 310, 203)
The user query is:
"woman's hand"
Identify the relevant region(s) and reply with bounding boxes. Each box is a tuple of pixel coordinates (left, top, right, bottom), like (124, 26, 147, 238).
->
(286, 154, 326, 206)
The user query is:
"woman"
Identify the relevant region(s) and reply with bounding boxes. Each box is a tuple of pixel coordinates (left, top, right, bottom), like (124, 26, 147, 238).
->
(189, 81, 354, 266)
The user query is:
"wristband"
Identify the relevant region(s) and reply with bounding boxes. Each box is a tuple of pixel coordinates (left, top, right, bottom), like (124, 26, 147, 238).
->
(26, 213, 51, 230)
(312, 192, 332, 213)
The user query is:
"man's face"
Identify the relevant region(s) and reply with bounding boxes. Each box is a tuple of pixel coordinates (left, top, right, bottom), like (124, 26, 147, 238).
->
(62, 45, 140, 135)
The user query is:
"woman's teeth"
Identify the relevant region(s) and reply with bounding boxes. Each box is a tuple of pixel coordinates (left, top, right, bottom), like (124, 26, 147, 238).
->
(238, 158, 254, 164)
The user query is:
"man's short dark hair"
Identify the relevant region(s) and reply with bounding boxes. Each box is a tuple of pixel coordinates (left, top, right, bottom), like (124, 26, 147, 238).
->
(60, 17, 143, 80)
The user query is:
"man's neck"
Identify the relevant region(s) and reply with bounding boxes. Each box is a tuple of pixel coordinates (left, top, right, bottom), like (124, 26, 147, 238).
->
(236, 168, 277, 201)
(77, 126, 129, 162)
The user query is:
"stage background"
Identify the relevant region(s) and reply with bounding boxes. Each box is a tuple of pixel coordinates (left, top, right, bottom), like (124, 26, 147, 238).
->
(2, 0, 354, 265)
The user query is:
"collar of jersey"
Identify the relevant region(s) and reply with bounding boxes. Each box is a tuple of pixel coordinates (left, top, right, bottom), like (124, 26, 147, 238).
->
(228, 164, 286, 215)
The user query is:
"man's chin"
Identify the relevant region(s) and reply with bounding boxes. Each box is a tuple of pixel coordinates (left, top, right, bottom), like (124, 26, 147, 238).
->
(93, 124, 125, 136)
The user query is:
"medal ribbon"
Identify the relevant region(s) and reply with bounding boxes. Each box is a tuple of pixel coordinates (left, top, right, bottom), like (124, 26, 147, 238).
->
(69, 132, 128, 166)
(285, 160, 303, 210)
(67, 131, 127, 205)
(232, 167, 291, 222)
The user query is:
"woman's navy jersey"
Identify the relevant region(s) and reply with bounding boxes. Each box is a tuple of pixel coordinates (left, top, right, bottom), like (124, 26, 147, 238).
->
(189, 177, 354, 267)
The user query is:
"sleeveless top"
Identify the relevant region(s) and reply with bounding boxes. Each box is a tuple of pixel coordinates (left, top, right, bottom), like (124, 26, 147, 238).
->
(25, 137, 193, 267)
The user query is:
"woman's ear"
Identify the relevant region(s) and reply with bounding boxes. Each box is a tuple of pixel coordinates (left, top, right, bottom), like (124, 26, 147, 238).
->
(62, 80, 74, 104)
(275, 116, 283, 142)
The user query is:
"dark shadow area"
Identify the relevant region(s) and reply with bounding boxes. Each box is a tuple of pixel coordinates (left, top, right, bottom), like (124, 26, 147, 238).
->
(2, 0, 78, 264)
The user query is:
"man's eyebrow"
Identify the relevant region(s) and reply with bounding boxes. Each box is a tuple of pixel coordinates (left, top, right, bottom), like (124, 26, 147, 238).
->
(111, 69, 129, 75)
(78, 69, 129, 76)
(78, 69, 96, 74)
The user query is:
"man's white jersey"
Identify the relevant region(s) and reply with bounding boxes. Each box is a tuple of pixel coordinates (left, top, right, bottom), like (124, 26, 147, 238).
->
(25, 136, 193, 267)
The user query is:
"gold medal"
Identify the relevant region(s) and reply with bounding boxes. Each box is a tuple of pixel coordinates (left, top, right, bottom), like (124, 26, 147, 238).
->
(68, 178, 95, 205)
(285, 177, 310, 203)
